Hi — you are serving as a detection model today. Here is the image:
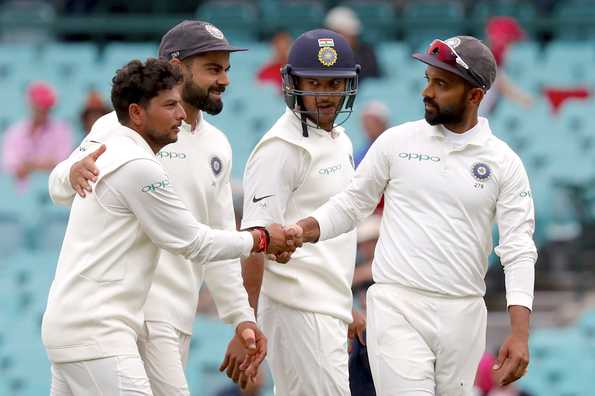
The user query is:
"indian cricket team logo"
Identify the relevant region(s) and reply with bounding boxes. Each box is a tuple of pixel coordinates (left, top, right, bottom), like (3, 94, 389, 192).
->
(445, 37, 461, 48)
(318, 47, 338, 67)
(210, 156, 223, 176)
(471, 162, 491, 181)
(205, 24, 225, 40)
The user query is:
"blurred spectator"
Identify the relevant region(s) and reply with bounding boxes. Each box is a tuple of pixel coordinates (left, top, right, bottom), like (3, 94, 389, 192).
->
(216, 368, 266, 396)
(1, 81, 73, 191)
(325, 6, 382, 81)
(80, 90, 110, 136)
(257, 30, 292, 90)
(480, 17, 534, 115)
(354, 101, 389, 167)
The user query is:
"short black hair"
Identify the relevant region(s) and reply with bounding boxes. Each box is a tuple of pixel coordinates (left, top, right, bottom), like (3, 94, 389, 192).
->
(111, 58, 183, 123)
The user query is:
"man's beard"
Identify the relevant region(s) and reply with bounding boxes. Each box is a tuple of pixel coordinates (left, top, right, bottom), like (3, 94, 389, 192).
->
(182, 80, 225, 115)
(423, 97, 466, 126)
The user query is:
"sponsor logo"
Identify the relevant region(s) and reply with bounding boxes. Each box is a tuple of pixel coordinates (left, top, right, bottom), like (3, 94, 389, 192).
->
(319, 164, 342, 175)
(156, 151, 187, 160)
(520, 191, 532, 198)
(210, 156, 223, 176)
(471, 162, 492, 182)
(141, 179, 170, 193)
(398, 152, 441, 162)
(445, 37, 461, 48)
(252, 194, 274, 203)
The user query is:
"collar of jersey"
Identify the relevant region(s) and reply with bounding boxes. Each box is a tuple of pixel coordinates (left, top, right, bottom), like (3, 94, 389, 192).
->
(283, 107, 342, 139)
(115, 124, 155, 155)
(429, 117, 492, 147)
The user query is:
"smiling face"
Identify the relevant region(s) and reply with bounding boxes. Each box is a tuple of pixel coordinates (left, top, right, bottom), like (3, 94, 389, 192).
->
(296, 76, 347, 131)
(180, 51, 231, 115)
(135, 85, 186, 152)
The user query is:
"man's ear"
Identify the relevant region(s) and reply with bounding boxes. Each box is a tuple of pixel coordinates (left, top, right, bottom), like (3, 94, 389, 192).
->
(468, 87, 485, 106)
(128, 103, 144, 127)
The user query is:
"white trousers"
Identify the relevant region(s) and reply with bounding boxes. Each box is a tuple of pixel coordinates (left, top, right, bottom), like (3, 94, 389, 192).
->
(258, 295, 350, 396)
(137, 321, 192, 396)
(366, 283, 487, 396)
(50, 355, 153, 395)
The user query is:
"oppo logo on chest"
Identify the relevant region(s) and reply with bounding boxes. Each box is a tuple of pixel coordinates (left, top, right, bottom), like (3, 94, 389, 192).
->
(398, 152, 441, 163)
(319, 163, 343, 176)
(156, 151, 187, 160)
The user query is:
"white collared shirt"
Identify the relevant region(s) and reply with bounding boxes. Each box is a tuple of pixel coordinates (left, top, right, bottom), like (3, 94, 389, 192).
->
(313, 117, 537, 309)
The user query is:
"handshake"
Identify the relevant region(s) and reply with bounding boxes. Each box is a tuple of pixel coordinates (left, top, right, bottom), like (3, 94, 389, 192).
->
(248, 224, 304, 263)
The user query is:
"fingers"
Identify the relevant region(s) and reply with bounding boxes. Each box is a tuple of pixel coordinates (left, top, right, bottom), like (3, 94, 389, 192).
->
(218, 353, 231, 372)
(225, 356, 237, 379)
(240, 328, 257, 352)
(274, 251, 292, 264)
(74, 184, 86, 198)
(90, 144, 107, 161)
(493, 344, 508, 371)
(239, 371, 250, 389)
(357, 327, 366, 346)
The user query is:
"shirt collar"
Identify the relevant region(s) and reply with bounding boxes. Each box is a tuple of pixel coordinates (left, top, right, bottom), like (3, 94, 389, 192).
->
(115, 124, 155, 155)
(428, 117, 492, 146)
(283, 107, 343, 139)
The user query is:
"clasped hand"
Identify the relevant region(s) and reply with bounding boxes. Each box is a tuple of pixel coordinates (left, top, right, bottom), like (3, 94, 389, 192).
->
(264, 224, 304, 263)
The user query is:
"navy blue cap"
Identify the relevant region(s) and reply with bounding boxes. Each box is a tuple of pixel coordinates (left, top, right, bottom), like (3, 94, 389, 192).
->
(287, 29, 358, 77)
(158, 20, 247, 61)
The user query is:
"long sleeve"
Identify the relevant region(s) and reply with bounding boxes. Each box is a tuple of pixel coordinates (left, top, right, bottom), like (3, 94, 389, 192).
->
(204, 154, 255, 327)
(99, 158, 253, 266)
(494, 155, 537, 310)
(49, 112, 119, 206)
(312, 133, 390, 241)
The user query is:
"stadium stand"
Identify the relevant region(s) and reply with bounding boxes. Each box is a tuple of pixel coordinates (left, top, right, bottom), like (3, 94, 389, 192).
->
(1, 0, 595, 394)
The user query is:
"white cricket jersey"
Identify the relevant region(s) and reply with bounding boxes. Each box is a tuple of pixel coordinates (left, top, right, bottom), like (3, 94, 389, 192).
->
(313, 117, 537, 309)
(241, 109, 357, 323)
(48, 111, 255, 335)
(42, 124, 253, 363)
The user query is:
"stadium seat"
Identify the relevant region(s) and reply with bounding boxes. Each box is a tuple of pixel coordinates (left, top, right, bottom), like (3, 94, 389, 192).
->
(0, 0, 55, 43)
(470, 0, 538, 38)
(401, 0, 465, 48)
(196, 1, 258, 44)
(259, 0, 326, 39)
(346, 0, 398, 42)
(554, 0, 595, 40)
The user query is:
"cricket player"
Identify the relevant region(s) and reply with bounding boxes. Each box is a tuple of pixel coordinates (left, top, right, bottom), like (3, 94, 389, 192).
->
(43, 58, 299, 395)
(240, 29, 365, 395)
(48, 21, 266, 393)
(293, 36, 537, 395)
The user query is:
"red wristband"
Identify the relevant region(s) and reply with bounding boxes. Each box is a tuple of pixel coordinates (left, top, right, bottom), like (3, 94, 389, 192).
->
(253, 228, 269, 253)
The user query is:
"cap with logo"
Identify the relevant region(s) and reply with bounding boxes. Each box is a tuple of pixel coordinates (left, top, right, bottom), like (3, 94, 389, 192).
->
(412, 36, 497, 90)
(158, 20, 247, 61)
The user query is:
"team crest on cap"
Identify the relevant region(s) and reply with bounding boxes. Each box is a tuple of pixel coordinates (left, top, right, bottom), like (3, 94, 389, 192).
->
(318, 47, 338, 67)
(210, 156, 223, 176)
(205, 24, 224, 40)
(471, 162, 491, 181)
(445, 37, 461, 48)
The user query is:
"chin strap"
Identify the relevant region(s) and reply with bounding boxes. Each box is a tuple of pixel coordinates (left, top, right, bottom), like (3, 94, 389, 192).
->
(300, 112, 309, 137)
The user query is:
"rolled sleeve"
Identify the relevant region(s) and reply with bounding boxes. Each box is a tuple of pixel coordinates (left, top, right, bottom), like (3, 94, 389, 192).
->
(495, 155, 537, 310)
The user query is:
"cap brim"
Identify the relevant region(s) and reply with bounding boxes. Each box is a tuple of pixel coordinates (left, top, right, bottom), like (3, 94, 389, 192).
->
(292, 68, 357, 78)
(182, 44, 248, 59)
(412, 53, 476, 86)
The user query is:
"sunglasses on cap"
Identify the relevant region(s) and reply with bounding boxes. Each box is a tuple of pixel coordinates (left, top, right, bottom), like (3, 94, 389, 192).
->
(427, 39, 486, 89)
